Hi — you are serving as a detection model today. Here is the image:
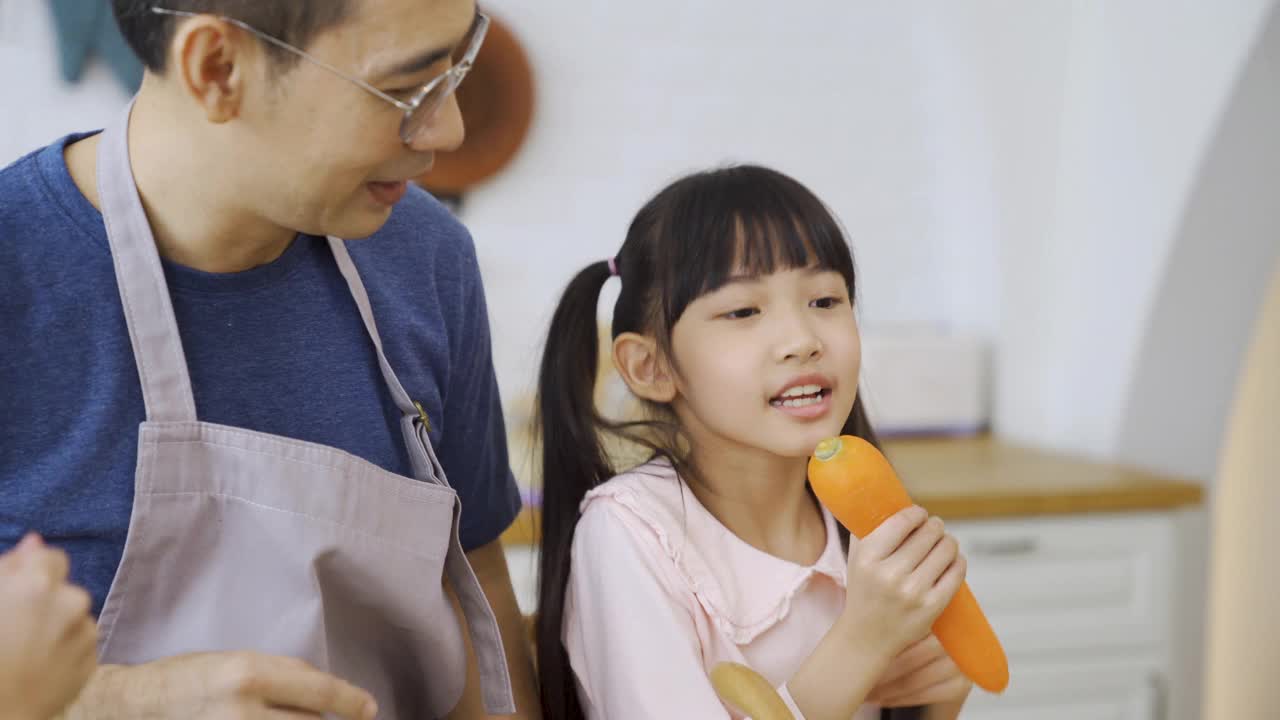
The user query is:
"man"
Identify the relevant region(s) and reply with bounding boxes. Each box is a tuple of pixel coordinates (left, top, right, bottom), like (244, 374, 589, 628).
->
(0, 1, 539, 717)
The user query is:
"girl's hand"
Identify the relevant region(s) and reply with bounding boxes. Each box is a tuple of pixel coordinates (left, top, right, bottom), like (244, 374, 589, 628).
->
(837, 506, 967, 664)
(869, 634, 973, 707)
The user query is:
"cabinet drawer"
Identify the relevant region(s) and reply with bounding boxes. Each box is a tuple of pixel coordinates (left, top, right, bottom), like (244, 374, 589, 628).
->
(948, 513, 1174, 655)
(504, 544, 540, 615)
(962, 659, 1164, 720)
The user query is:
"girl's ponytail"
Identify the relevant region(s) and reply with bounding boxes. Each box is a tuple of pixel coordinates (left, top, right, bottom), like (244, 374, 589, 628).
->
(534, 259, 613, 720)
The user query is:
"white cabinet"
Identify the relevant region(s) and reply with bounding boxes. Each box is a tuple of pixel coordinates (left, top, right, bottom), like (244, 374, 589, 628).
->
(951, 512, 1173, 656)
(505, 543, 539, 615)
(962, 660, 1162, 720)
(951, 511, 1201, 720)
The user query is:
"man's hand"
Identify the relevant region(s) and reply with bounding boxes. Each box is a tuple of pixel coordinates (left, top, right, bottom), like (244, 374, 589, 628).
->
(0, 534, 98, 720)
(66, 652, 378, 720)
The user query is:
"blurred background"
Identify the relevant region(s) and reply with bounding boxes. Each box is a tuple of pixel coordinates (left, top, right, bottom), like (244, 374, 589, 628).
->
(3, 1, 1277, 718)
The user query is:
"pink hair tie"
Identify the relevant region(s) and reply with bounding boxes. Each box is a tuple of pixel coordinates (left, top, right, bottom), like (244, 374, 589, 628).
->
(607, 257, 619, 277)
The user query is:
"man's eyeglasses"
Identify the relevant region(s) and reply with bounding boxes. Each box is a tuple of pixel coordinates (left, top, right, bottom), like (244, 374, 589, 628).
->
(150, 7, 489, 145)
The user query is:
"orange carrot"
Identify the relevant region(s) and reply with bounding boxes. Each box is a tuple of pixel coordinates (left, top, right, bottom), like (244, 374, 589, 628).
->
(808, 435, 1010, 694)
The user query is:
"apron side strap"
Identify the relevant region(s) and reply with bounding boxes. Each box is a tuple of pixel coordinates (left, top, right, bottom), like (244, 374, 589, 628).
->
(445, 531, 516, 715)
(399, 414, 437, 485)
(326, 237, 420, 419)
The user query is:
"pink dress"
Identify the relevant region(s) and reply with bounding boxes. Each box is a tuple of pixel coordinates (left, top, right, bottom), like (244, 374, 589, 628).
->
(562, 459, 881, 719)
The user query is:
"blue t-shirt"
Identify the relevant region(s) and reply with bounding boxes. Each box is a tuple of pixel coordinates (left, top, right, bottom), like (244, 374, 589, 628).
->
(0, 133, 522, 614)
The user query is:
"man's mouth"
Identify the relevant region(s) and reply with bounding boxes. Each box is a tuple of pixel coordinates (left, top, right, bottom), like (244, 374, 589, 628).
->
(367, 180, 408, 206)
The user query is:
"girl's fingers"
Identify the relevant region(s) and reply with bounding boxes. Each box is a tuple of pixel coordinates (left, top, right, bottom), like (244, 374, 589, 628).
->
(885, 517, 947, 577)
(923, 554, 967, 611)
(906, 532, 959, 592)
(861, 506, 929, 560)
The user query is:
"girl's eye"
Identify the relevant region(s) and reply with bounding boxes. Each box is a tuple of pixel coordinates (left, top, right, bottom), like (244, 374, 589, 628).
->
(723, 307, 759, 320)
(811, 296, 845, 309)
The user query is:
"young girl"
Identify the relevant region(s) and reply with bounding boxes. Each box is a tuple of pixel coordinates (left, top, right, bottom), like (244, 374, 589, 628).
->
(535, 165, 973, 720)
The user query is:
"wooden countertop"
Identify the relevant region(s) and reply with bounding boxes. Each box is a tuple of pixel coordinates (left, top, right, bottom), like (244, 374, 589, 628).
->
(500, 434, 1204, 546)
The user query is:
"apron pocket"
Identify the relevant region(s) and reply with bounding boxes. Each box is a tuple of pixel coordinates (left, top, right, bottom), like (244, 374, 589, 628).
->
(98, 423, 468, 718)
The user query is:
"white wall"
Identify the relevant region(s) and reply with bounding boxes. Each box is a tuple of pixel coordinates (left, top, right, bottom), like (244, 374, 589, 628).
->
(2, 1, 1273, 480)
(0, 2, 131, 167)
(465, 0, 1016, 413)
(994, 0, 1277, 470)
(1116, 3, 1280, 481)
(470, 0, 1276, 478)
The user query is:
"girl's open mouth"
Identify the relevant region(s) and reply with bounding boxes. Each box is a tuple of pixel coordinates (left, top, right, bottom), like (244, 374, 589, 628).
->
(769, 386, 834, 420)
(769, 385, 832, 409)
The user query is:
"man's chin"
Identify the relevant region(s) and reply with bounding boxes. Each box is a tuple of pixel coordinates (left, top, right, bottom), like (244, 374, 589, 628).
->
(321, 206, 395, 241)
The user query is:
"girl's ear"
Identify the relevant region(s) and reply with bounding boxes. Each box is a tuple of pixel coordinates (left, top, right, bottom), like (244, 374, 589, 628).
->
(613, 332, 676, 403)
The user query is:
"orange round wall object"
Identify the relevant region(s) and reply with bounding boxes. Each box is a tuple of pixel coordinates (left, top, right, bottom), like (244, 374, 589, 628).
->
(417, 14, 534, 195)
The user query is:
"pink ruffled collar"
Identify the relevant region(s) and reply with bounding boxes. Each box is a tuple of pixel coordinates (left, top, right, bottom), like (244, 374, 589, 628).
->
(580, 459, 847, 644)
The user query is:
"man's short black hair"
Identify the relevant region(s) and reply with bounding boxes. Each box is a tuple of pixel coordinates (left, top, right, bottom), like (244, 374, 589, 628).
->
(112, 1, 353, 73)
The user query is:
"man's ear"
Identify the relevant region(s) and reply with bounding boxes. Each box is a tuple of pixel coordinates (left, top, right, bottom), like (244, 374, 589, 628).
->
(612, 333, 676, 403)
(169, 16, 253, 123)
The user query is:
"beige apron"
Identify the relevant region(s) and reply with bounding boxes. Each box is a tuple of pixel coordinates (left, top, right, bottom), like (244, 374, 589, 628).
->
(91, 104, 515, 718)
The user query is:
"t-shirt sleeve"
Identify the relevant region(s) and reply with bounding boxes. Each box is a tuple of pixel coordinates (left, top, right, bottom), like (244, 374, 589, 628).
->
(435, 235, 522, 551)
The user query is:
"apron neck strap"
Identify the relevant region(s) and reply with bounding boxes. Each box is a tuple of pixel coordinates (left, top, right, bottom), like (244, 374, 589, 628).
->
(96, 101, 198, 423)
(96, 102, 429, 440)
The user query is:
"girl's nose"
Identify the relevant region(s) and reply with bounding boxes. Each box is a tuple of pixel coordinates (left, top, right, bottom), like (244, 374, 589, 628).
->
(779, 323, 824, 363)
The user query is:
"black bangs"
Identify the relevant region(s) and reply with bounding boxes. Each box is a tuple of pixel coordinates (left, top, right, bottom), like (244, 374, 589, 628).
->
(637, 165, 857, 340)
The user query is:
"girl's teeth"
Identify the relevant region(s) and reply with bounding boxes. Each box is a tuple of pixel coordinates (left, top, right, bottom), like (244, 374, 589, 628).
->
(781, 384, 823, 398)
(782, 395, 822, 408)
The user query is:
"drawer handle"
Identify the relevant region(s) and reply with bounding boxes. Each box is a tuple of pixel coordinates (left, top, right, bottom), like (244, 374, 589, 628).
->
(1149, 671, 1167, 720)
(968, 537, 1039, 556)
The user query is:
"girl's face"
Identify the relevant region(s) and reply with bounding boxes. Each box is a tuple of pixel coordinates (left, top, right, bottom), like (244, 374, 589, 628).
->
(667, 266, 862, 461)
